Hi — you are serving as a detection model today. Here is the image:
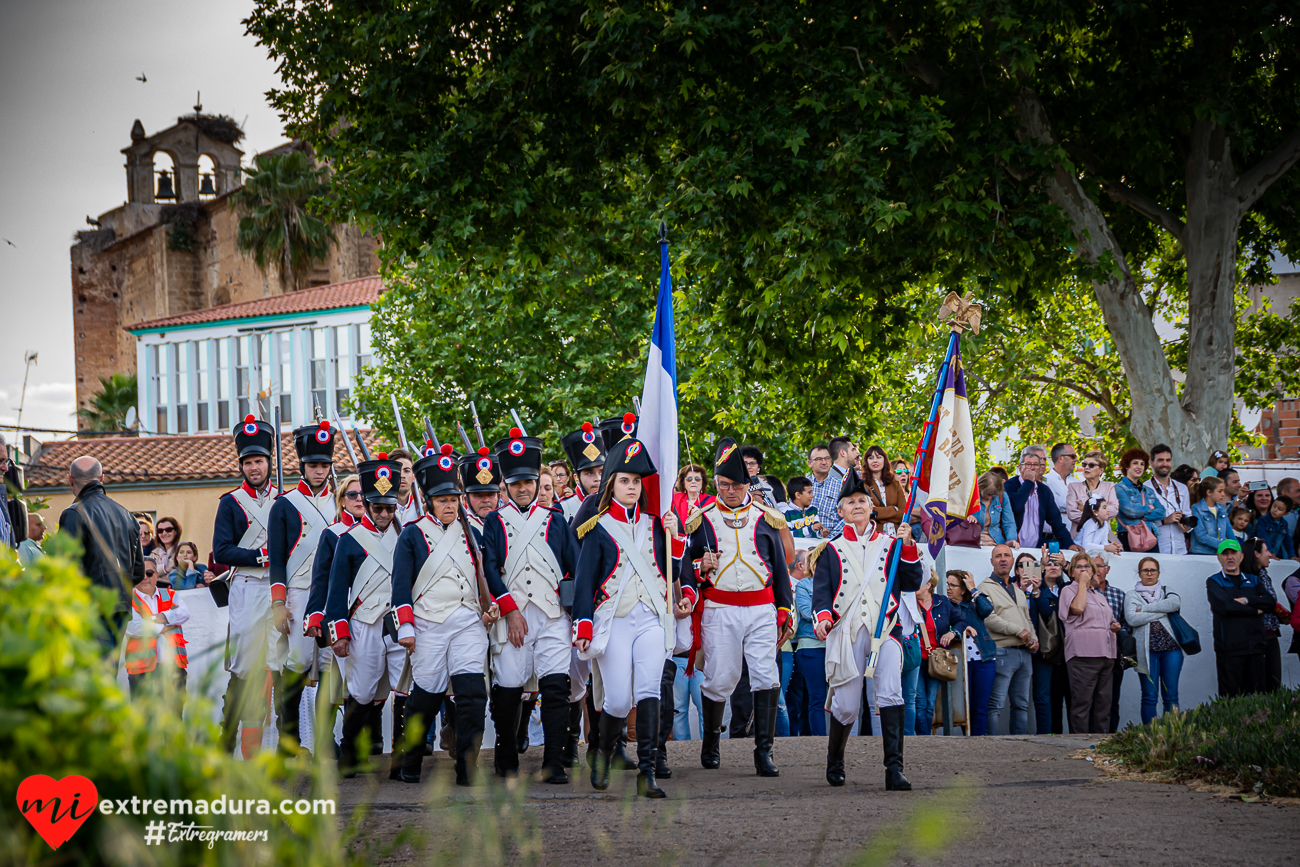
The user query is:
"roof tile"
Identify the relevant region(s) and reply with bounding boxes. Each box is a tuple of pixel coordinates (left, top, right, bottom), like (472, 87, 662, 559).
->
(128, 275, 383, 331)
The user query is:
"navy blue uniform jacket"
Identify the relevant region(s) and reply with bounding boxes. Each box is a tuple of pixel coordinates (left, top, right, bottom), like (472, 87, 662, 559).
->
(304, 517, 351, 632)
(480, 502, 578, 616)
(324, 518, 399, 641)
(212, 482, 275, 569)
(810, 526, 923, 638)
(391, 516, 487, 624)
(571, 505, 676, 640)
(267, 482, 335, 602)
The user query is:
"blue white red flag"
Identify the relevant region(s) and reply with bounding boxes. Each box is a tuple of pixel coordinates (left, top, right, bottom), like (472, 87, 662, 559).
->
(637, 235, 678, 518)
(921, 347, 979, 557)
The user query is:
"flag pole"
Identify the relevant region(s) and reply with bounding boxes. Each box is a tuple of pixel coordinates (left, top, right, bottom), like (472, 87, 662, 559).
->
(865, 327, 962, 673)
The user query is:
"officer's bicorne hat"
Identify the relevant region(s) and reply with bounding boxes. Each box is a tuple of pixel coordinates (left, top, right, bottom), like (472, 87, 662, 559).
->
(837, 467, 872, 501)
(599, 412, 638, 451)
(561, 421, 607, 473)
(357, 453, 403, 506)
(234, 413, 276, 461)
(292, 419, 336, 464)
(414, 440, 462, 499)
(713, 436, 749, 485)
(493, 427, 544, 484)
(602, 437, 657, 480)
(459, 446, 501, 494)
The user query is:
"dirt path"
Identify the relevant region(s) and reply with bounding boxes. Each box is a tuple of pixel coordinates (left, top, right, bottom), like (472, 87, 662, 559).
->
(334, 735, 1296, 866)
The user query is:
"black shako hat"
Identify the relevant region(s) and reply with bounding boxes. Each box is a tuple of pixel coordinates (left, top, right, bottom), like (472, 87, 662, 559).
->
(292, 420, 337, 464)
(358, 453, 403, 505)
(599, 412, 638, 451)
(604, 437, 657, 479)
(713, 436, 748, 485)
(414, 441, 462, 499)
(562, 421, 607, 473)
(837, 467, 872, 501)
(493, 427, 544, 484)
(234, 413, 275, 461)
(460, 446, 501, 493)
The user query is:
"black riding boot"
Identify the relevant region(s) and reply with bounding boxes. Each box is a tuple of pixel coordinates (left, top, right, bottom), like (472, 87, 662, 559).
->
(753, 688, 780, 777)
(826, 716, 852, 787)
(440, 695, 458, 754)
(387, 694, 409, 781)
(338, 698, 367, 778)
(364, 700, 384, 756)
(537, 674, 571, 784)
(451, 674, 488, 786)
(278, 670, 308, 755)
(590, 709, 623, 791)
(562, 701, 584, 768)
(490, 685, 524, 777)
(700, 697, 726, 769)
(657, 659, 675, 778)
(397, 688, 444, 784)
(584, 689, 600, 768)
(517, 693, 538, 754)
(881, 705, 912, 791)
(614, 719, 636, 771)
(220, 675, 246, 754)
(636, 698, 666, 799)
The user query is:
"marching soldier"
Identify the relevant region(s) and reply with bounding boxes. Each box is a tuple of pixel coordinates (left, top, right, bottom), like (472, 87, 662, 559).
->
(481, 427, 580, 783)
(811, 468, 923, 790)
(213, 413, 281, 758)
(461, 447, 503, 528)
(391, 448, 421, 526)
(569, 413, 638, 532)
(267, 419, 338, 753)
(325, 454, 406, 777)
(391, 443, 497, 785)
(682, 437, 794, 777)
(573, 438, 688, 797)
(559, 422, 606, 522)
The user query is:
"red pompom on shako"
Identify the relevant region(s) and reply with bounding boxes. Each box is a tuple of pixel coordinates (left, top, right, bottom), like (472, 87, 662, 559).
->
(621, 412, 636, 434)
(509, 427, 523, 438)
(376, 452, 388, 460)
(478, 446, 490, 457)
(422, 439, 437, 457)
(319, 420, 330, 431)
(440, 443, 454, 456)
(243, 413, 259, 436)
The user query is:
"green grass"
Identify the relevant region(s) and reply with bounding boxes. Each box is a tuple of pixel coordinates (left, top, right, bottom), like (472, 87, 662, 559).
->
(1099, 687, 1300, 797)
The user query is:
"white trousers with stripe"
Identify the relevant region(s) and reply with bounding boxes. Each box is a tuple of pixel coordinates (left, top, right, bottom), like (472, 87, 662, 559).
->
(595, 602, 666, 718)
(409, 606, 489, 694)
(342, 619, 406, 704)
(699, 603, 779, 702)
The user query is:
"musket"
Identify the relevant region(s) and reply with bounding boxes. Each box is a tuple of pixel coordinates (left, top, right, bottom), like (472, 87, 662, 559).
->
(424, 417, 440, 451)
(454, 421, 474, 453)
(273, 405, 285, 495)
(352, 422, 372, 462)
(390, 397, 425, 517)
(469, 401, 487, 449)
(331, 407, 361, 469)
(509, 408, 528, 437)
(632, 396, 641, 417)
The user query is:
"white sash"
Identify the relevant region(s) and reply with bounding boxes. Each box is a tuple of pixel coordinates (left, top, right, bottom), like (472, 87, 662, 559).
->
(501, 506, 564, 589)
(411, 518, 473, 603)
(347, 528, 397, 622)
(579, 547, 636, 662)
(824, 536, 892, 687)
(600, 514, 674, 654)
(230, 485, 275, 577)
(283, 488, 335, 581)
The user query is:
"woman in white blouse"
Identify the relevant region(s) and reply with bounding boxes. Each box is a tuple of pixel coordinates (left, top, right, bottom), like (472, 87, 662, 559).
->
(1066, 451, 1122, 553)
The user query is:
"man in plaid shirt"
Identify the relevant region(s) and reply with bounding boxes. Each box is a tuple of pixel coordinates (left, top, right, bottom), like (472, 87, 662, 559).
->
(805, 444, 846, 537)
(1088, 550, 1128, 732)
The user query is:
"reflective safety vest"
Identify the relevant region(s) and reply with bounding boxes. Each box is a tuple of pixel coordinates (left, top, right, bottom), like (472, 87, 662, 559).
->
(125, 588, 188, 674)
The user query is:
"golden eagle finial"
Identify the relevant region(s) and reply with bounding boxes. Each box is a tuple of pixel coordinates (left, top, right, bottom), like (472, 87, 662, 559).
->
(939, 292, 982, 335)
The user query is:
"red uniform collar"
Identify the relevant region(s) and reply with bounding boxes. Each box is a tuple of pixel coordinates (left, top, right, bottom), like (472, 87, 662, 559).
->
(359, 515, 393, 534)
(241, 480, 272, 499)
(841, 522, 878, 542)
(338, 511, 357, 527)
(607, 500, 639, 524)
(296, 479, 330, 498)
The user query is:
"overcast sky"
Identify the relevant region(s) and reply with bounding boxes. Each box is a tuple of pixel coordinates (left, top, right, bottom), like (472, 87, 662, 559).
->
(0, 0, 285, 442)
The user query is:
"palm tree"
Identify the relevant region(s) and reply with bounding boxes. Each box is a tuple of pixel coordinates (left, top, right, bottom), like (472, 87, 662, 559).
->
(77, 373, 137, 434)
(232, 150, 337, 292)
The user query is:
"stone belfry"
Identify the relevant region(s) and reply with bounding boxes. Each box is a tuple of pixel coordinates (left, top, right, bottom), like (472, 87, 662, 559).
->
(122, 101, 244, 205)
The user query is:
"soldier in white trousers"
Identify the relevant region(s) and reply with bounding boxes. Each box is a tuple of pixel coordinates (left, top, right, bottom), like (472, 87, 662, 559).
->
(811, 468, 924, 790)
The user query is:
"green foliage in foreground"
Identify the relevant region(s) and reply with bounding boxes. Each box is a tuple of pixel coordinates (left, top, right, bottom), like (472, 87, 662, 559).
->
(1099, 688, 1300, 798)
(0, 538, 353, 867)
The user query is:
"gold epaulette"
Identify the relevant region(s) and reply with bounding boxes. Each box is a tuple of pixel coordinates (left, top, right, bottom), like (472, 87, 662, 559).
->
(684, 505, 707, 534)
(758, 504, 787, 529)
(805, 540, 830, 576)
(576, 509, 607, 540)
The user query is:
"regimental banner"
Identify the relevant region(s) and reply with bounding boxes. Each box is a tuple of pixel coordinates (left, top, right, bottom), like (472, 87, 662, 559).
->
(923, 350, 978, 557)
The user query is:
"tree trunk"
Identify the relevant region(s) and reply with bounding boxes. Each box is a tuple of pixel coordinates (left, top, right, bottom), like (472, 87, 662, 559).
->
(1015, 89, 1233, 468)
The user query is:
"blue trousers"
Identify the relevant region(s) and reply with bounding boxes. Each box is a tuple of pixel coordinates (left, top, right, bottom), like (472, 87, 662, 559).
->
(968, 659, 996, 736)
(786, 650, 809, 736)
(902, 663, 920, 734)
(672, 657, 704, 740)
(794, 647, 828, 736)
(1032, 655, 1054, 735)
(776, 649, 793, 737)
(1140, 648, 1183, 724)
(989, 646, 1033, 735)
(916, 667, 941, 735)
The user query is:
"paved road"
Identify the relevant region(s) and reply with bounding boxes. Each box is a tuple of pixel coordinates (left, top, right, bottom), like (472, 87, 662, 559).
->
(336, 735, 1296, 866)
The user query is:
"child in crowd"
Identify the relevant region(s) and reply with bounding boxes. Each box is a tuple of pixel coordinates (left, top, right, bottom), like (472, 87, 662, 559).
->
(1229, 506, 1253, 544)
(125, 558, 190, 711)
(1254, 496, 1296, 560)
(783, 477, 825, 538)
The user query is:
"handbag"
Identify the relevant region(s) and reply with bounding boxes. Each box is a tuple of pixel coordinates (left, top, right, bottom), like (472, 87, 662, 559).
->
(1123, 488, 1158, 552)
(1166, 610, 1202, 656)
(1035, 600, 1064, 665)
(900, 631, 922, 673)
(919, 612, 959, 682)
(945, 517, 982, 548)
(1116, 627, 1138, 669)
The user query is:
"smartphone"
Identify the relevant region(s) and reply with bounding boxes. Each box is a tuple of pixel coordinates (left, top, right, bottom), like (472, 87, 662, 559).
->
(1022, 562, 1042, 582)
(1248, 480, 1270, 492)
(1048, 541, 1060, 555)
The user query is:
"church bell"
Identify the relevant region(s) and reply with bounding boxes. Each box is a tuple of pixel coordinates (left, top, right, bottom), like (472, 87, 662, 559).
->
(199, 173, 216, 196)
(156, 170, 176, 200)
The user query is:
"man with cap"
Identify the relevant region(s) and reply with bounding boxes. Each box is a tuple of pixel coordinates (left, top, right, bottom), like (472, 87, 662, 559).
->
(325, 453, 406, 777)
(391, 442, 498, 785)
(267, 419, 339, 753)
(810, 467, 924, 790)
(481, 427, 580, 783)
(559, 422, 607, 522)
(682, 437, 794, 777)
(573, 438, 689, 797)
(212, 413, 281, 758)
(461, 446, 503, 530)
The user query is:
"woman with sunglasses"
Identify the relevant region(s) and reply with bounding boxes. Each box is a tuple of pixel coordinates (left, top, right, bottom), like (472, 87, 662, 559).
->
(151, 516, 183, 574)
(1065, 452, 1120, 553)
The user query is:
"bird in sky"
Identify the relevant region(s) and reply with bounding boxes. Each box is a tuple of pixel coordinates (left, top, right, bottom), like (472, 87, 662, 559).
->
(136, 72, 147, 83)
(3, 238, 15, 248)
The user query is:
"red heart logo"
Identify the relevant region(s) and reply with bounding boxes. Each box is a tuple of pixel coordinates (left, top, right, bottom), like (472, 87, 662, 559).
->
(16, 775, 98, 850)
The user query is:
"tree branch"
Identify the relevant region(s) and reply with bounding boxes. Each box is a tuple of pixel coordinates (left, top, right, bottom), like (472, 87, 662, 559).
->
(882, 21, 943, 87)
(1021, 373, 1108, 410)
(1232, 127, 1300, 211)
(1099, 181, 1187, 244)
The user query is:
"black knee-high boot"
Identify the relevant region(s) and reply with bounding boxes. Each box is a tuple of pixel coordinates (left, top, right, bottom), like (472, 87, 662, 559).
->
(439, 695, 458, 754)
(753, 687, 780, 777)
(700, 697, 726, 769)
(585, 688, 600, 768)
(563, 701, 583, 768)
(636, 698, 666, 798)
(220, 675, 246, 754)
(590, 709, 623, 791)
(490, 685, 524, 777)
(881, 705, 911, 791)
(657, 659, 675, 778)
(451, 673, 488, 786)
(396, 688, 444, 784)
(387, 694, 409, 781)
(537, 673, 571, 784)
(278, 669, 308, 754)
(338, 698, 367, 778)
(517, 693, 538, 753)
(368, 700, 385, 755)
(826, 716, 852, 787)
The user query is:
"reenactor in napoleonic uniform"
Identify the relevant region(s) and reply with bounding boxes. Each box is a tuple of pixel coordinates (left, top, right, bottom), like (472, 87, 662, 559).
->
(325, 454, 407, 777)
(391, 442, 498, 785)
(481, 427, 580, 783)
(267, 419, 338, 753)
(213, 414, 281, 758)
(682, 437, 794, 777)
(810, 467, 923, 790)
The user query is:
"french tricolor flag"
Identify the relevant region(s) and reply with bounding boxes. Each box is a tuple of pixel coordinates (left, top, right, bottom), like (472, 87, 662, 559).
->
(638, 223, 678, 519)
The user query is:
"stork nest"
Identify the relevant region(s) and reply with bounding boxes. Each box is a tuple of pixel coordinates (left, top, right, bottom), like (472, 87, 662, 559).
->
(182, 114, 245, 145)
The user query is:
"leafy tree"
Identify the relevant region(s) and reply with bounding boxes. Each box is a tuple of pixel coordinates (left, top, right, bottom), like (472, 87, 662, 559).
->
(232, 150, 336, 293)
(76, 373, 138, 434)
(248, 0, 1300, 469)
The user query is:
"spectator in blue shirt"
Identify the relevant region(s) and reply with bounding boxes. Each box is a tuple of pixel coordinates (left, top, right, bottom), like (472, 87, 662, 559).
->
(1254, 497, 1296, 561)
(1115, 448, 1165, 551)
(805, 444, 846, 537)
(794, 561, 827, 736)
(783, 477, 825, 538)
(1190, 476, 1233, 554)
(948, 569, 997, 736)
